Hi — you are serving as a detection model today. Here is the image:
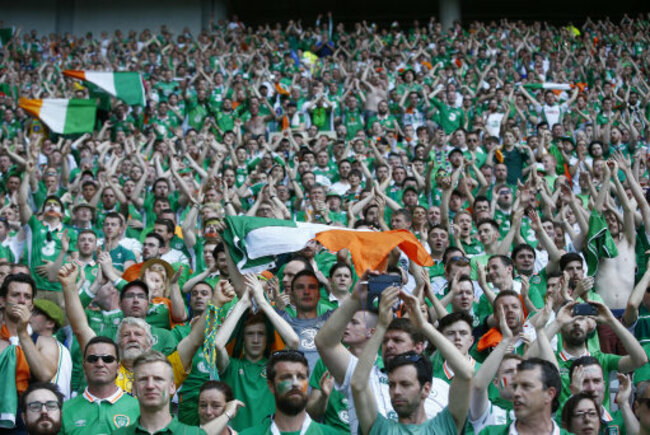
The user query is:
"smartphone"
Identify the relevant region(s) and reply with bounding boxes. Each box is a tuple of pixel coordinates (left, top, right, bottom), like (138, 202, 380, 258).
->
(366, 274, 402, 312)
(573, 303, 598, 317)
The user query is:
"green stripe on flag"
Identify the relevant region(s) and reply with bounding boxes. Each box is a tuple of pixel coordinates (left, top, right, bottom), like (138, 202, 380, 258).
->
(63, 99, 97, 134)
(585, 210, 619, 276)
(222, 216, 297, 273)
(113, 72, 145, 106)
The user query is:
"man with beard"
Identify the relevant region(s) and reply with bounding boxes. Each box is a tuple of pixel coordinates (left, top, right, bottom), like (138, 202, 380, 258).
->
(60, 336, 139, 433)
(114, 351, 205, 434)
(239, 350, 342, 435)
(19, 383, 63, 435)
(351, 287, 472, 435)
(544, 301, 647, 405)
(475, 290, 527, 361)
(58, 263, 206, 394)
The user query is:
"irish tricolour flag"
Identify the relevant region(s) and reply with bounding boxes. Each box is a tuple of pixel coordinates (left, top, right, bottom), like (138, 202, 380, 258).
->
(524, 83, 573, 91)
(222, 216, 433, 274)
(18, 98, 97, 134)
(63, 70, 145, 106)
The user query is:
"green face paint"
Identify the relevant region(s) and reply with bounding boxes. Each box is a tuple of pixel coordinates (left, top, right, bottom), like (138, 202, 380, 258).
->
(277, 378, 308, 395)
(277, 380, 294, 395)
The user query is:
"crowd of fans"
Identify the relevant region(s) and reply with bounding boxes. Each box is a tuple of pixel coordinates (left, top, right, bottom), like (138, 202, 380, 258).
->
(0, 10, 650, 434)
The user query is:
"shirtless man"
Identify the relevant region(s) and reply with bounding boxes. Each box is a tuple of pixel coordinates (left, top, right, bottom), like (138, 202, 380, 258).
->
(244, 98, 276, 137)
(594, 160, 636, 310)
(361, 74, 388, 114)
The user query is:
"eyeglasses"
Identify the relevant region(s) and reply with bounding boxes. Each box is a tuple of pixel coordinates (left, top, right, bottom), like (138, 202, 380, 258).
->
(27, 401, 59, 412)
(122, 293, 147, 300)
(86, 354, 118, 364)
(572, 410, 599, 419)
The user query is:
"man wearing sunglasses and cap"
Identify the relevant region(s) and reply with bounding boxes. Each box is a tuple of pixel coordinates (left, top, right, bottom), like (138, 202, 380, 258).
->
(60, 336, 139, 434)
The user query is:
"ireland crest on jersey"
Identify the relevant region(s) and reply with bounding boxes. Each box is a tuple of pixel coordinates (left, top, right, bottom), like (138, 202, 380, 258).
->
(114, 415, 131, 427)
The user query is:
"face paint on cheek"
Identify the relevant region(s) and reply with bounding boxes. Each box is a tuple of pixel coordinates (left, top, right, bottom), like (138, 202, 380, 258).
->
(277, 380, 294, 395)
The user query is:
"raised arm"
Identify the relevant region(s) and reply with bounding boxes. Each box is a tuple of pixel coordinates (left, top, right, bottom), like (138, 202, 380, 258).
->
(470, 306, 514, 420)
(314, 271, 370, 384)
(591, 301, 648, 373)
(245, 274, 299, 349)
(401, 291, 472, 432)
(608, 159, 636, 244)
(58, 263, 96, 352)
(351, 286, 398, 435)
(17, 160, 34, 225)
(213, 284, 250, 373)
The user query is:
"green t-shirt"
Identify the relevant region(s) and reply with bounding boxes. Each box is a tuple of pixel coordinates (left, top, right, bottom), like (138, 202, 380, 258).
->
(113, 417, 206, 434)
(61, 389, 140, 434)
(308, 358, 350, 433)
(369, 408, 458, 435)
(146, 301, 172, 330)
(109, 244, 136, 271)
(240, 417, 345, 435)
(26, 216, 77, 291)
(220, 357, 275, 431)
(556, 349, 621, 408)
(172, 322, 213, 426)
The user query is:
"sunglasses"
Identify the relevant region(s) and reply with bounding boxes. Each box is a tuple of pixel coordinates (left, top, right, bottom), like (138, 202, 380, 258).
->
(86, 354, 118, 364)
(447, 255, 470, 264)
(391, 353, 424, 364)
(271, 349, 305, 358)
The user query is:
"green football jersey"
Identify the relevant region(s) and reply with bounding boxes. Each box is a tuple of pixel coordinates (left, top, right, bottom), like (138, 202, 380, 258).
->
(61, 388, 140, 434)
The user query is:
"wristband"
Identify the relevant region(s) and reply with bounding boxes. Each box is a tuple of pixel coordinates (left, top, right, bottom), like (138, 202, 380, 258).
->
(224, 411, 232, 420)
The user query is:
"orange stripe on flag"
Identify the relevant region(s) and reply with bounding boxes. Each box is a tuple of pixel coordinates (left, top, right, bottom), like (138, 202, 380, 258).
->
(18, 98, 43, 119)
(62, 70, 87, 81)
(314, 229, 433, 274)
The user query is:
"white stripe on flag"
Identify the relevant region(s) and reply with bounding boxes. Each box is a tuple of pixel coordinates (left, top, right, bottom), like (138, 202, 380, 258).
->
(85, 71, 117, 96)
(40, 99, 69, 133)
(245, 222, 332, 259)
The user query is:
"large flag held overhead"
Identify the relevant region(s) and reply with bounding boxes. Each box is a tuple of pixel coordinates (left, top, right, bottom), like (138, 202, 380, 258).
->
(63, 70, 146, 106)
(18, 98, 97, 134)
(221, 216, 433, 274)
(523, 82, 572, 91)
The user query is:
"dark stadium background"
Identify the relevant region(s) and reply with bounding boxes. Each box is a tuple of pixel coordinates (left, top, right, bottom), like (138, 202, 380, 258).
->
(228, 0, 647, 27)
